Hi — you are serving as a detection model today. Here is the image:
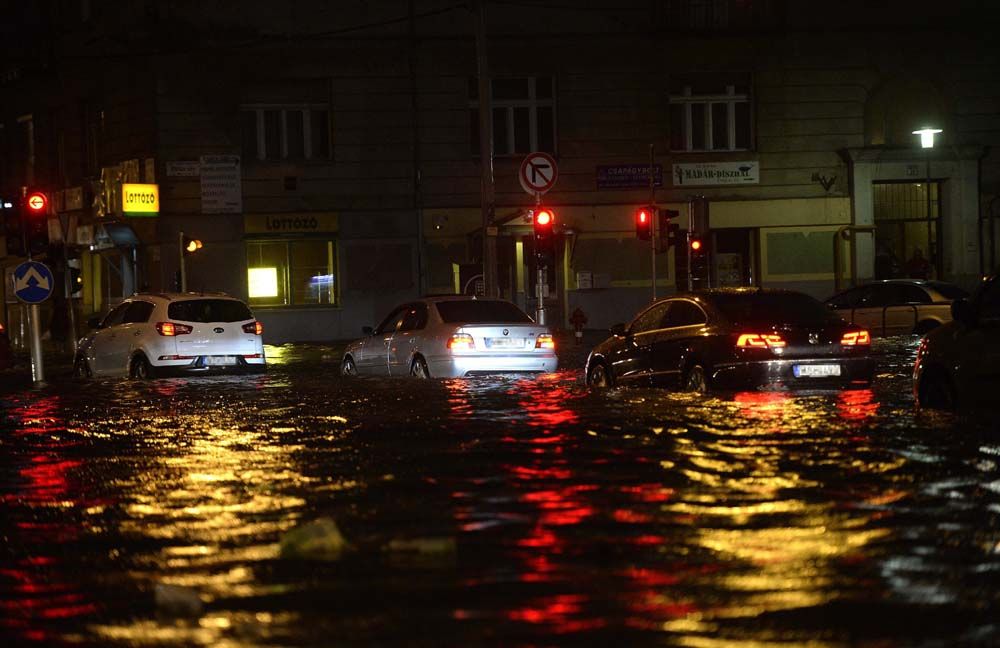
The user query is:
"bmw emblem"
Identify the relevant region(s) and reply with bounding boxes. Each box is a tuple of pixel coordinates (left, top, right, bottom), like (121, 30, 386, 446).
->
(502, 328, 509, 336)
(214, 327, 225, 334)
(808, 333, 819, 345)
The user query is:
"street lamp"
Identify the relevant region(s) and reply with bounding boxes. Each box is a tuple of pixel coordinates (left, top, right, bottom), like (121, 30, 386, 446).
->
(912, 127, 942, 278)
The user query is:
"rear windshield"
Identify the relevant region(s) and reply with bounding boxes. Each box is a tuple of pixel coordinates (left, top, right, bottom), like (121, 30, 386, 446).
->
(711, 292, 842, 326)
(168, 299, 253, 323)
(435, 300, 533, 324)
(927, 281, 968, 300)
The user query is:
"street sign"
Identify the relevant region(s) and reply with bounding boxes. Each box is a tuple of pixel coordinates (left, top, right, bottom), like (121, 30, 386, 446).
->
(519, 152, 558, 195)
(12, 261, 55, 304)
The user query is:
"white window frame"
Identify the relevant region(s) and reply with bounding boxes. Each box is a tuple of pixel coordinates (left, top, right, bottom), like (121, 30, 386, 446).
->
(669, 85, 749, 152)
(470, 76, 556, 156)
(241, 104, 330, 161)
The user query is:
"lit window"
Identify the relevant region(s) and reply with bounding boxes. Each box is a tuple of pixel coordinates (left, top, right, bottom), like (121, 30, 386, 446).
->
(240, 105, 331, 161)
(669, 84, 751, 152)
(246, 240, 338, 307)
(469, 76, 555, 155)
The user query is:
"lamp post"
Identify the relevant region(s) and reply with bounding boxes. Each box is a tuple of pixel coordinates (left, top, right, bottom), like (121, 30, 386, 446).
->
(912, 127, 942, 277)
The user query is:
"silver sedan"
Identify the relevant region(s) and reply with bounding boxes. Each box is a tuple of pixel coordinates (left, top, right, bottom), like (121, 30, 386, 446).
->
(341, 296, 558, 378)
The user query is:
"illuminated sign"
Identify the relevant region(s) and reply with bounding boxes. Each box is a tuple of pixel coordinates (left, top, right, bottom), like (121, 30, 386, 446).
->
(122, 183, 160, 217)
(248, 267, 279, 298)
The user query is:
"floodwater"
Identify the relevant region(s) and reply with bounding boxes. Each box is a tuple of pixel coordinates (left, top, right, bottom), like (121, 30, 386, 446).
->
(1, 338, 998, 646)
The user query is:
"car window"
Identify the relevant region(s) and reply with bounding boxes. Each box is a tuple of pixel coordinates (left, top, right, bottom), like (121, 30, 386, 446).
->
(375, 307, 407, 335)
(399, 303, 428, 332)
(712, 292, 842, 326)
(101, 303, 129, 328)
(168, 299, 253, 323)
(865, 284, 899, 307)
(630, 302, 670, 334)
(123, 301, 155, 324)
(826, 287, 863, 309)
(900, 285, 931, 304)
(850, 286, 877, 307)
(435, 300, 533, 324)
(663, 300, 706, 328)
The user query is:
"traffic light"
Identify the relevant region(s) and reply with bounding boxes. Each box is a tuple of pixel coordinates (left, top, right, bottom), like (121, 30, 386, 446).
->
(635, 206, 653, 240)
(691, 195, 709, 237)
(690, 236, 705, 255)
(532, 207, 555, 265)
(2, 198, 24, 256)
(657, 209, 679, 253)
(182, 235, 203, 255)
(23, 189, 50, 257)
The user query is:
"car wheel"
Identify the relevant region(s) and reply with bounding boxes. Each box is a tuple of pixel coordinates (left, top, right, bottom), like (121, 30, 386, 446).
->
(410, 356, 430, 379)
(914, 320, 939, 335)
(684, 364, 709, 393)
(73, 355, 92, 379)
(587, 361, 613, 387)
(341, 355, 357, 376)
(918, 370, 956, 410)
(130, 354, 154, 380)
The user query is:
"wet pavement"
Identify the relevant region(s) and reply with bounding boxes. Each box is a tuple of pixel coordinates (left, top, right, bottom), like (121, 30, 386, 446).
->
(1, 335, 999, 646)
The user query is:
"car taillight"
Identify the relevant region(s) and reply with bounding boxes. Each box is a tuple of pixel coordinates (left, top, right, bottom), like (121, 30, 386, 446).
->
(0, 322, 5, 334)
(242, 321, 264, 335)
(447, 333, 475, 351)
(841, 330, 871, 346)
(155, 321, 193, 336)
(735, 333, 786, 349)
(535, 334, 555, 349)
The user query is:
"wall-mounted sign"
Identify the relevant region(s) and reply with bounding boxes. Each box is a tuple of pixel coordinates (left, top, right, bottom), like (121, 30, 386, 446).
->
(200, 155, 242, 214)
(244, 213, 338, 234)
(167, 160, 201, 177)
(122, 183, 160, 217)
(672, 161, 759, 186)
(596, 164, 663, 189)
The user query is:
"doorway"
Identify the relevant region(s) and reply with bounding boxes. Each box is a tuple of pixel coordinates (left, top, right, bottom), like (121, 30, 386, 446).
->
(872, 181, 941, 280)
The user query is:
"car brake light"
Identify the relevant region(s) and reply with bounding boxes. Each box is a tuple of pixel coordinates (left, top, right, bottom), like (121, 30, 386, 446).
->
(535, 334, 555, 349)
(735, 333, 786, 348)
(841, 330, 871, 346)
(447, 333, 475, 351)
(0, 322, 5, 334)
(155, 321, 193, 336)
(242, 321, 264, 335)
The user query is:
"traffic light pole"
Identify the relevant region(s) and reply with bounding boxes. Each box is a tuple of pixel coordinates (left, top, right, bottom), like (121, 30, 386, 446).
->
(649, 144, 657, 301)
(534, 195, 546, 326)
(179, 231, 187, 293)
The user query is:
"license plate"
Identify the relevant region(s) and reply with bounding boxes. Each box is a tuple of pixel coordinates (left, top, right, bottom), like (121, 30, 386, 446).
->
(206, 356, 237, 366)
(486, 338, 524, 349)
(793, 364, 841, 378)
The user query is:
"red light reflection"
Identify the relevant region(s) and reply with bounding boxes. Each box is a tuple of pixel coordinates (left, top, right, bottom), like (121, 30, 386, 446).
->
(836, 389, 878, 421)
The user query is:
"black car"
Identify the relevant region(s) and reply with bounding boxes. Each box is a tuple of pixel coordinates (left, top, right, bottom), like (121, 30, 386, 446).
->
(585, 289, 876, 391)
(914, 274, 1000, 410)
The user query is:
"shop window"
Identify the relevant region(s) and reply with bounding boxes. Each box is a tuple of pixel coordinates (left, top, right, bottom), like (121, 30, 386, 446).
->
(469, 76, 555, 155)
(669, 84, 751, 152)
(240, 105, 331, 161)
(246, 239, 338, 307)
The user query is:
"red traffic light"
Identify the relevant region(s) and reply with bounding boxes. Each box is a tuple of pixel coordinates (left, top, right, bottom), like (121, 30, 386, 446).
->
(635, 206, 653, 240)
(534, 208, 553, 227)
(690, 238, 703, 251)
(26, 191, 48, 213)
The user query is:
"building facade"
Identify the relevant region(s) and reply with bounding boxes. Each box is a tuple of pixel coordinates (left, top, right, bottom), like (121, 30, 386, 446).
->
(2, 0, 998, 344)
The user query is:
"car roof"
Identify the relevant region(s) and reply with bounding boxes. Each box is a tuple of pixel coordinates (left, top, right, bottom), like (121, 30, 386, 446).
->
(131, 291, 238, 302)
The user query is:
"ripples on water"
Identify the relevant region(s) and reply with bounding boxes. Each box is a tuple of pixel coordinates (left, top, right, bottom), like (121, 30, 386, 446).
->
(1, 337, 998, 646)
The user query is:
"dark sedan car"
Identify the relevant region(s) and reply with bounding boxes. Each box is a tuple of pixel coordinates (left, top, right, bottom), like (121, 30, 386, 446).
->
(914, 274, 1000, 410)
(585, 289, 876, 391)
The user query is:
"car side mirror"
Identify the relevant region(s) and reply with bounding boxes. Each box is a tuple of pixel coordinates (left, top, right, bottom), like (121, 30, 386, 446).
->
(951, 298, 976, 327)
(87, 315, 103, 329)
(609, 323, 627, 337)
(362, 325, 374, 336)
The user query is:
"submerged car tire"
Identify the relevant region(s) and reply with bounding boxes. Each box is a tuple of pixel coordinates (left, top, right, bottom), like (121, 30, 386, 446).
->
(587, 361, 613, 387)
(129, 354, 154, 380)
(684, 364, 709, 393)
(341, 355, 357, 376)
(73, 355, 92, 379)
(410, 356, 430, 379)
(918, 370, 956, 410)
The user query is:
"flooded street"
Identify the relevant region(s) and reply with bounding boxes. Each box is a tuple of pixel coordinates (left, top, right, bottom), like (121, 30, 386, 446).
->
(2, 337, 999, 646)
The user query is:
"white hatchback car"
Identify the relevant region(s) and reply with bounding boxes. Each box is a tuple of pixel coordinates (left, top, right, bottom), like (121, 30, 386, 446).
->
(74, 293, 266, 379)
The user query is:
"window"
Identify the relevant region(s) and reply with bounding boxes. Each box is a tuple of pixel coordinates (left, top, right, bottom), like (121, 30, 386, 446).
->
(375, 307, 407, 335)
(246, 239, 338, 307)
(469, 76, 555, 155)
(400, 304, 428, 331)
(669, 84, 751, 152)
(123, 301, 154, 324)
(630, 303, 670, 334)
(435, 300, 533, 324)
(168, 299, 254, 323)
(240, 105, 331, 161)
(101, 302, 129, 328)
(664, 301, 706, 327)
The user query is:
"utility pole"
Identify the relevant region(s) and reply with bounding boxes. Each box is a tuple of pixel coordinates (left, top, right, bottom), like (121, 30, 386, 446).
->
(649, 144, 657, 300)
(474, 0, 497, 297)
(179, 231, 187, 293)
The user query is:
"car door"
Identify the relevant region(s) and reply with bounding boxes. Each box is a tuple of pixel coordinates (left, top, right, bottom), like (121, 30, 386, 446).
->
(357, 306, 405, 375)
(388, 303, 428, 375)
(850, 284, 893, 336)
(827, 286, 866, 327)
(89, 303, 130, 375)
(882, 284, 921, 335)
(648, 300, 708, 388)
(107, 301, 155, 372)
(610, 301, 670, 386)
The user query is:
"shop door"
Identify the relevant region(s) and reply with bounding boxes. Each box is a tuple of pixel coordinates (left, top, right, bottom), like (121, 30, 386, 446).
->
(712, 228, 756, 287)
(872, 182, 941, 280)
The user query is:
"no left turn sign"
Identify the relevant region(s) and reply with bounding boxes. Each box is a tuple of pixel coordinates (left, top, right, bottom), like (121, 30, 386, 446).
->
(519, 152, 558, 195)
